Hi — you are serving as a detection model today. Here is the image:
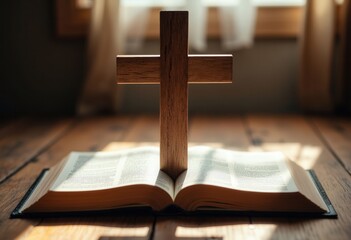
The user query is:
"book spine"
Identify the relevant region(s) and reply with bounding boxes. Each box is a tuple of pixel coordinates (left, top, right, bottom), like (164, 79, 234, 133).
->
(10, 169, 49, 218)
(308, 170, 337, 218)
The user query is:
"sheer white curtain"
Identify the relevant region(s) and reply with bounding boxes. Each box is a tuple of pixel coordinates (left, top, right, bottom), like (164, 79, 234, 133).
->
(117, 0, 257, 51)
(218, 0, 257, 49)
(77, 0, 256, 115)
(162, 0, 257, 51)
(76, 0, 121, 115)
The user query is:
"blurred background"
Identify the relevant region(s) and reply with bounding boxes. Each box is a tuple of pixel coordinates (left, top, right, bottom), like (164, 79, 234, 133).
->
(0, 0, 350, 116)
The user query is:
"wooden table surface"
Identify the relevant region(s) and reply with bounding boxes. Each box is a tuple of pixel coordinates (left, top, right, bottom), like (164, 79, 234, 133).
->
(0, 115, 350, 240)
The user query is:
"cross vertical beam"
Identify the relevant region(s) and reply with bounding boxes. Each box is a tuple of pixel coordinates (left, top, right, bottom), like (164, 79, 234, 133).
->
(160, 12, 188, 179)
(116, 11, 233, 181)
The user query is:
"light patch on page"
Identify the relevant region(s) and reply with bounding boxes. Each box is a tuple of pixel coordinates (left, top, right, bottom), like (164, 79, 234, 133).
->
(188, 147, 232, 185)
(50, 147, 170, 193)
(227, 151, 298, 192)
(51, 152, 125, 191)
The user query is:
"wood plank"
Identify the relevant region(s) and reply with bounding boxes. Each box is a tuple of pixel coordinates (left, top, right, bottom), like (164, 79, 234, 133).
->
(160, 11, 188, 180)
(25, 216, 154, 240)
(0, 118, 73, 183)
(155, 216, 254, 240)
(312, 117, 351, 175)
(103, 115, 160, 151)
(245, 115, 351, 240)
(154, 116, 255, 239)
(123, 115, 159, 142)
(117, 55, 232, 84)
(0, 116, 157, 240)
(188, 116, 251, 150)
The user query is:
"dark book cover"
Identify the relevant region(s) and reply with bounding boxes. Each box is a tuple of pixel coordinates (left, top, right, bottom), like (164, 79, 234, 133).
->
(10, 169, 337, 219)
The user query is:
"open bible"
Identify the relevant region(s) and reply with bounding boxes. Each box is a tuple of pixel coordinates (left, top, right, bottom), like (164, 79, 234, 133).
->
(11, 146, 336, 218)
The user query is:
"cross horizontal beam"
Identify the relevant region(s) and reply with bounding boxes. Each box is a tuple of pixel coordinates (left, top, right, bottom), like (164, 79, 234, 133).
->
(116, 11, 233, 179)
(116, 54, 233, 84)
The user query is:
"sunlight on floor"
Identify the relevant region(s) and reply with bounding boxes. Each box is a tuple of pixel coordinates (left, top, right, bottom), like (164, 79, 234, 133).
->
(103, 142, 159, 151)
(14, 226, 33, 240)
(103, 141, 226, 151)
(22, 226, 150, 240)
(248, 224, 280, 240)
(175, 224, 278, 240)
(249, 142, 321, 169)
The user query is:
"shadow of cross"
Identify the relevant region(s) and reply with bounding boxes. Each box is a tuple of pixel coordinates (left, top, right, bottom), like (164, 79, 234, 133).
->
(117, 11, 233, 180)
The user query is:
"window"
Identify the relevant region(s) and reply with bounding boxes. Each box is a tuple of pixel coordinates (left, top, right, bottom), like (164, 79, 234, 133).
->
(56, 0, 341, 38)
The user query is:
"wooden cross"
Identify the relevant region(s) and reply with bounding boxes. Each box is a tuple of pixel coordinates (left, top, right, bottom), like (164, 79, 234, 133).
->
(117, 11, 233, 180)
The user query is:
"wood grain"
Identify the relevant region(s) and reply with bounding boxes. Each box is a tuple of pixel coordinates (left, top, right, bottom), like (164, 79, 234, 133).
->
(160, 11, 189, 180)
(25, 217, 153, 240)
(117, 11, 233, 180)
(155, 216, 254, 240)
(188, 116, 251, 150)
(117, 54, 233, 84)
(312, 117, 351, 175)
(0, 118, 73, 183)
(103, 115, 160, 150)
(299, 0, 336, 112)
(123, 115, 159, 142)
(245, 115, 351, 240)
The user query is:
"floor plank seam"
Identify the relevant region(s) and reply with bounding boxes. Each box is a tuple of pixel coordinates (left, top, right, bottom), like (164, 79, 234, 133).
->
(148, 215, 157, 240)
(0, 119, 78, 185)
(307, 117, 351, 177)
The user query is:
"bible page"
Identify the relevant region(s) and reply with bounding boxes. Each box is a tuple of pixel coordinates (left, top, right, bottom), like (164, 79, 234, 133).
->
(227, 150, 298, 192)
(175, 146, 234, 195)
(175, 146, 298, 195)
(50, 147, 174, 197)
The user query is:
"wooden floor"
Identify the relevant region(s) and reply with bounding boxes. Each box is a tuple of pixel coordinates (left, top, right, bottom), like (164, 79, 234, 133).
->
(0, 115, 350, 240)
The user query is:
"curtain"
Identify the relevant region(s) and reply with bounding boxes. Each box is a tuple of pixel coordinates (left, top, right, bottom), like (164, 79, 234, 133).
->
(299, 0, 335, 112)
(77, 0, 256, 115)
(76, 0, 121, 115)
(218, 0, 257, 50)
(299, 0, 351, 113)
(164, 0, 257, 51)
